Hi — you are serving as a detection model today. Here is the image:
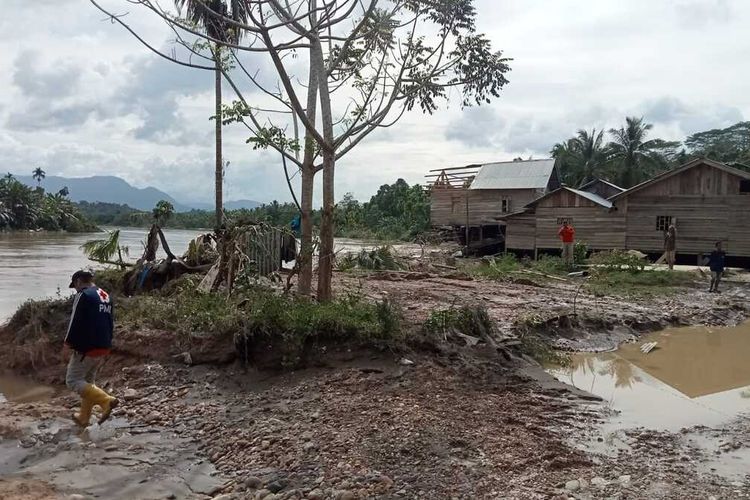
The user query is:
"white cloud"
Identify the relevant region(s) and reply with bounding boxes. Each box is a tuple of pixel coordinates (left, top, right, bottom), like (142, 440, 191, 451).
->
(0, 0, 748, 206)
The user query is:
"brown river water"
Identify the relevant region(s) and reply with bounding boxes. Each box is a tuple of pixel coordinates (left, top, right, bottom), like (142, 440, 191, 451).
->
(548, 323, 750, 431)
(0, 228, 417, 323)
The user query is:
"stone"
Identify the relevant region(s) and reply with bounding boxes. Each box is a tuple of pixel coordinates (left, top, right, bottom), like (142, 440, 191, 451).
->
(618, 475, 631, 485)
(378, 475, 394, 489)
(123, 388, 139, 401)
(66, 496, 88, 500)
(564, 480, 580, 492)
(255, 490, 272, 500)
(212, 495, 234, 500)
(303, 442, 317, 452)
(267, 480, 287, 494)
(307, 489, 324, 500)
(245, 476, 263, 490)
(590, 477, 608, 487)
(399, 358, 415, 366)
(335, 491, 356, 500)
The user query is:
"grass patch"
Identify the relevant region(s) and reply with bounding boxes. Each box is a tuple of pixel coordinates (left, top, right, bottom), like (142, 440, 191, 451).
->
(586, 269, 696, 298)
(465, 253, 567, 281)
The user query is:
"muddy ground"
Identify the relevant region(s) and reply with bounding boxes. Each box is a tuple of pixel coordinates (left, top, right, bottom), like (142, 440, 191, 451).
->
(1, 264, 750, 499)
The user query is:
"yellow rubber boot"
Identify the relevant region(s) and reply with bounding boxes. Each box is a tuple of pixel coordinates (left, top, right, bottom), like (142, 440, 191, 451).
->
(72, 396, 94, 427)
(82, 384, 119, 425)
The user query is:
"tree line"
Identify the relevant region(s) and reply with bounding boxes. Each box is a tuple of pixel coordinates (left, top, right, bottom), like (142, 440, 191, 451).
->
(552, 118, 750, 188)
(76, 178, 430, 241)
(0, 172, 96, 232)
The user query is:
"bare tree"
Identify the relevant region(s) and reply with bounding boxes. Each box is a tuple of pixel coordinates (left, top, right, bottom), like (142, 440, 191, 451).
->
(89, 0, 511, 300)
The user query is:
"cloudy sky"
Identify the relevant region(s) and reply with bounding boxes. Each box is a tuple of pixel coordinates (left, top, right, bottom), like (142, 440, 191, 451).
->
(0, 0, 748, 205)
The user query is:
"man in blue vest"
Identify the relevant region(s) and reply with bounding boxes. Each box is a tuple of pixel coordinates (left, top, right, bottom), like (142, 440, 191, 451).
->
(65, 270, 119, 427)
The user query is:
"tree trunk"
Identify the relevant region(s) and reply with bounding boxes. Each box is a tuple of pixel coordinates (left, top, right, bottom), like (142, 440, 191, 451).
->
(312, 37, 335, 301)
(298, 166, 315, 294)
(214, 51, 224, 230)
(297, 24, 320, 297)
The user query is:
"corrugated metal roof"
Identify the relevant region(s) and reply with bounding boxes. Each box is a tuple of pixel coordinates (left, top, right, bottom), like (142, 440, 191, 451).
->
(566, 187, 613, 209)
(468, 159, 556, 190)
(578, 178, 624, 193)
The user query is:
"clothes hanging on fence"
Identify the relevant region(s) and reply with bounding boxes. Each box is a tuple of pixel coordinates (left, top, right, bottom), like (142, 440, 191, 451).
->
(281, 233, 297, 263)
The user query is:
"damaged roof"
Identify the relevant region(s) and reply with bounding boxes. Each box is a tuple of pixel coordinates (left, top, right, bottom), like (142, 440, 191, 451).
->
(468, 158, 558, 190)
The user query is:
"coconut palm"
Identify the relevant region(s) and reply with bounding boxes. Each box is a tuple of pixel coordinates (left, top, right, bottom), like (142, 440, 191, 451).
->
(174, 0, 248, 229)
(32, 167, 46, 187)
(606, 117, 679, 188)
(552, 129, 608, 186)
(152, 200, 175, 226)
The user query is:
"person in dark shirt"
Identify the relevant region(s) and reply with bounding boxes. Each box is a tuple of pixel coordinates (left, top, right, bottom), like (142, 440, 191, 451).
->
(707, 242, 726, 293)
(664, 225, 677, 270)
(64, 270, 119, 427)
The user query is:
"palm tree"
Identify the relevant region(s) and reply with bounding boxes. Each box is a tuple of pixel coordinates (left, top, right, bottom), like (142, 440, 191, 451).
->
(606, 117, 679, 188)
(32, 167, 46, 187)
(174, 0, 248, 230)
(152, 200, 175, 226)
(551, 129, 607, 186)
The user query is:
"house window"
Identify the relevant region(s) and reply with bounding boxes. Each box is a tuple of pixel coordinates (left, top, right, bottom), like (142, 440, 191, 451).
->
(740, 180, 750, 194)
(501, 197, 511, 213)
(451, 195, 462, 214)
(556, 217, 573, 225)
(656, 215, 672, 231)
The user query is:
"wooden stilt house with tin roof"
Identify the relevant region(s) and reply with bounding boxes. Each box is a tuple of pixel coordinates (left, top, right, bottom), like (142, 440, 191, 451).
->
(427, 158, 561, 249)
(502, 158, 750, 261)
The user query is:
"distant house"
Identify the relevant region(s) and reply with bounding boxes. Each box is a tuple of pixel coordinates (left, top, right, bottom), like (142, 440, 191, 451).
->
(503, 158, 750, 261)
(428, 158, 561, 245)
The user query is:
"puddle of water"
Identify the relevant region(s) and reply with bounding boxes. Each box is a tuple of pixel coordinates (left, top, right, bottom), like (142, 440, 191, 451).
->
(0, 375, 56, 403)
(548, 322, 750, 432)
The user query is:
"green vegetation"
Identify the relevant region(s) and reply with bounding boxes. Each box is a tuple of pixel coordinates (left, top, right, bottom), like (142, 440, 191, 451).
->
(466, 253, 567, 281)
(334, 179, 430, 240)
(76, 178, 430, 242)
(81, 230, 129, 268)
(118, 276, 402, 368)
(423, 305, 494, 340)
(684, 121, 750, 165)
(467, 249, 697, 299)
(586, 269, 695, 299)
(552, 118, 750, 189)
(0, 173, 95, 232)
(338, 246, 405, 271)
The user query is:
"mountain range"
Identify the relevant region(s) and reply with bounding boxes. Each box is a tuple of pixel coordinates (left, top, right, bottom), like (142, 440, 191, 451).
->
(15, 175, 261, 212)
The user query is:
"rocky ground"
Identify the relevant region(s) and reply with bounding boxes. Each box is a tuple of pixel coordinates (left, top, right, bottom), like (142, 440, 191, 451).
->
(1, 265, 750, 499)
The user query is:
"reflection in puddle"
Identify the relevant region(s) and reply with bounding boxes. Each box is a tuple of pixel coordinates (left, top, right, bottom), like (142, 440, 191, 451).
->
(548, 322, 750, 432)
(0, 375, 56, 403)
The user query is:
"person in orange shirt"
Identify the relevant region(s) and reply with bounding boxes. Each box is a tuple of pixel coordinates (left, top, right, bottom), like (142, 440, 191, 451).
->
(558, 221, 575, 267)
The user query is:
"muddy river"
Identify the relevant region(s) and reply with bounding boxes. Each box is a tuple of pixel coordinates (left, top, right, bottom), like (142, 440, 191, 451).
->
(548, 322, 750, 431)
(0, 228, 420, 322)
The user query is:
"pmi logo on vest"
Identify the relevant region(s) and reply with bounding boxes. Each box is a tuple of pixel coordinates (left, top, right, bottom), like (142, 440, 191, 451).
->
(97, 289, 112, 313)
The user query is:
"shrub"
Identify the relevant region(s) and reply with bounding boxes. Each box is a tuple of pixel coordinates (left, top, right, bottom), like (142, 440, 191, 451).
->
(574, 241, 588, 266)
(337, 245, 405, 271)
(423, 304, 494, 339)
(590, 249, 646, 273)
